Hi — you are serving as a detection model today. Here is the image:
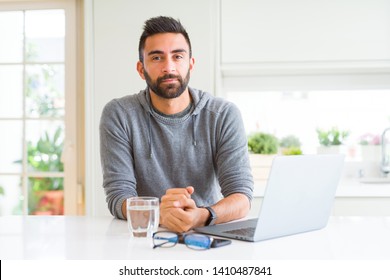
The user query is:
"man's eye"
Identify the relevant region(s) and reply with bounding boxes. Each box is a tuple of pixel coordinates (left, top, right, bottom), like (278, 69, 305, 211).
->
(152, 56, 161, 61)
(175, 55, 183, 59)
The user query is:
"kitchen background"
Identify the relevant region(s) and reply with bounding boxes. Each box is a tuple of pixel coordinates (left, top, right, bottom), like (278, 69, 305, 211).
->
(1, 0, 390, 217)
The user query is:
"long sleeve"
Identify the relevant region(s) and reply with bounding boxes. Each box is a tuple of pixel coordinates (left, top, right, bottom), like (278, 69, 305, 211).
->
(214, 103, 254, 202)
(99, 99, 137, 219)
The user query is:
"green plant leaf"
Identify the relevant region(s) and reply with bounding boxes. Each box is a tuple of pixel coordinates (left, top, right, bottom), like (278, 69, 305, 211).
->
(316, 127, 349, 146)
(248, 132, 278, 154)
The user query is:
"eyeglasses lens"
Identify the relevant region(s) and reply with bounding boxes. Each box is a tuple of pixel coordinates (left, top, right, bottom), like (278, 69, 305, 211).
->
(153, 232, 178, 248)
(184, 234, 212, 250)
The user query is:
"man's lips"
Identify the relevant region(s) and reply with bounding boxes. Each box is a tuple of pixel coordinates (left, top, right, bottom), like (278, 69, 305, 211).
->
(161, 78, 178, 83)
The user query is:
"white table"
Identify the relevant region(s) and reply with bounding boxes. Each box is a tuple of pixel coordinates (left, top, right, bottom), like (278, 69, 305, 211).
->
(1, 216, 390, 260)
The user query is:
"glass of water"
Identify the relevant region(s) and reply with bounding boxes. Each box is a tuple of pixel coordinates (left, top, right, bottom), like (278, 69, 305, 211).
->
(126, 197, 159, 237)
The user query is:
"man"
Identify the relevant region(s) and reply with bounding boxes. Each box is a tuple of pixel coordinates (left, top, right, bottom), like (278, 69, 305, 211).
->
(100, 16, 253, 232)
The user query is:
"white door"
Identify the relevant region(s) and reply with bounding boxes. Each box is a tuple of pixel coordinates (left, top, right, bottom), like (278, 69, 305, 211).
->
(0, 1, 79, 215)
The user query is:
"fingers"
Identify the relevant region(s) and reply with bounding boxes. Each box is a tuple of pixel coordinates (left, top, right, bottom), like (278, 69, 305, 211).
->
(159, 186, 198, 232)
(161, 186, 196, 209)
(160, 208, 196, 232)
(174, 197, 196, 209)
(165, 186, 194, 197)
(161, 194, 196, 212)
(185, 186, 194, 195)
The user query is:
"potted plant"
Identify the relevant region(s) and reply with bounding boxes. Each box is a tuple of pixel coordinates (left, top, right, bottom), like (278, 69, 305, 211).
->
(279, 135, 303, 155)
(316, 127, 349, 154)
(15, 127, 64, 215)
(247, 132, 279, 186)
(358, 133, 381, 162)
(248, 132, 278, 155)
(27, 127, 64, 215)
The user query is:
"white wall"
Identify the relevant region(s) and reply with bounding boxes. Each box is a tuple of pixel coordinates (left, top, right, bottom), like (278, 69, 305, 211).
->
(220, 0, 390, 91)
(221, 0, 390, 64)
(85, 0, 217, 216)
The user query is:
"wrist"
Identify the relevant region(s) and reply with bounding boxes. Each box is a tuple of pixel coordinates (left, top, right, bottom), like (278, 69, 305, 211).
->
(203, 206, 217, 226)
(121, 200, 127, 219)
(194, 207, 208, 227)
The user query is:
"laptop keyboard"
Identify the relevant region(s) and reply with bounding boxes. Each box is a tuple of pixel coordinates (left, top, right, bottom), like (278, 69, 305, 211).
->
(224, 227, 256, 237)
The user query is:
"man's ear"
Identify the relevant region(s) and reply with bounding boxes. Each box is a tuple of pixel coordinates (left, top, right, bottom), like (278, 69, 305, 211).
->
(189, 57, 195, 72)
(136, 61, 146, 80)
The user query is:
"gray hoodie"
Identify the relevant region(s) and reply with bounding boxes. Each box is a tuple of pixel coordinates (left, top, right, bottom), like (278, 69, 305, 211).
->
(100, 87, 254, 219)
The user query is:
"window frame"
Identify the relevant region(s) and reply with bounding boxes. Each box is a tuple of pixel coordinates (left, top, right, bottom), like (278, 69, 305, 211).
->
(0, 0, 80, 215)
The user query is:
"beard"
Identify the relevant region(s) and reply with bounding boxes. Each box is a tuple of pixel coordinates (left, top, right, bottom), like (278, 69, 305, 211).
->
(143, 69, 191, 99)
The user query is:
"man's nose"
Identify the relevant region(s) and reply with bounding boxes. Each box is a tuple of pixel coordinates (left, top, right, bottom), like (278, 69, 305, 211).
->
(162, 58, 176, 73)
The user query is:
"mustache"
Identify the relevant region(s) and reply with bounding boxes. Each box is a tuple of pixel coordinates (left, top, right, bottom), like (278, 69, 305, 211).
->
(157, 74, 182, 83)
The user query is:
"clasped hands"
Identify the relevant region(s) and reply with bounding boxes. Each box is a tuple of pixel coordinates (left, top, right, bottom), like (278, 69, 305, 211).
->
(159, 186, 207, 233)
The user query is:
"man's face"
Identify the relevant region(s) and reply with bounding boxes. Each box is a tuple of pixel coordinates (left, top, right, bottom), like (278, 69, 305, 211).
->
(137, 33, 194, 99)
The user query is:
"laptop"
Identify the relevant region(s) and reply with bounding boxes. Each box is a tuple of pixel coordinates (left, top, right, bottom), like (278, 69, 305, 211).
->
(194, 154, 344, 242)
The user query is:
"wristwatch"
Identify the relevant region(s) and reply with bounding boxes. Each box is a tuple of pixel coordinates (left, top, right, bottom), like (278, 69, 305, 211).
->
(204, 206, 217, 226)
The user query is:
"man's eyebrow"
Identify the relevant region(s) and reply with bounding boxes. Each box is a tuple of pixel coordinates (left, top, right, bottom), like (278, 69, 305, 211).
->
(147, 50, 164, 56)
(171, 48, 187, 54)
(147, 49, 187, 56)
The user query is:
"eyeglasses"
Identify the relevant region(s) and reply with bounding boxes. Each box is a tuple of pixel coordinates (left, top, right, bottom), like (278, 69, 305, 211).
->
(153, 231, 213, 250)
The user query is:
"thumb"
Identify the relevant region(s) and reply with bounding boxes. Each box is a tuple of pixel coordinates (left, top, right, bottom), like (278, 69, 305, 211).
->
(186, 186, 194, 195)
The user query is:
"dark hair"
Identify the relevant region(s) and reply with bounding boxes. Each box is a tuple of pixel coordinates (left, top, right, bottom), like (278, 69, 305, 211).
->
(138, 16, 192, 62)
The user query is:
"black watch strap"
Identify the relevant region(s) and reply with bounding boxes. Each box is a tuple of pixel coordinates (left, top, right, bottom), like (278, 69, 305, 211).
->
(204, 206, 217, 226)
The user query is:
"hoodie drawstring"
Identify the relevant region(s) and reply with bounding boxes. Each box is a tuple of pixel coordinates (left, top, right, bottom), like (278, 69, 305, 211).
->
(192, 115, 197, 146)
(148, 113, 153, 158)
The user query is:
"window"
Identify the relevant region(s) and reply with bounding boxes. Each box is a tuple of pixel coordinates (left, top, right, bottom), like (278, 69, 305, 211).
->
(0, 1, 79, 215)
(224, 78, 390, 181)
(226, 89, 390, 157)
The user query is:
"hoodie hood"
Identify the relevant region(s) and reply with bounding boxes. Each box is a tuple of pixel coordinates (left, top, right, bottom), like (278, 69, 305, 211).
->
(137, 87, 211, 158)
